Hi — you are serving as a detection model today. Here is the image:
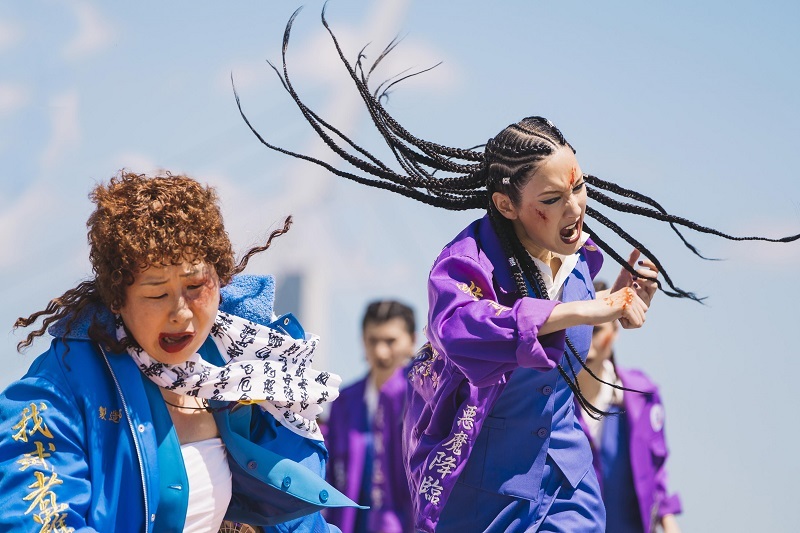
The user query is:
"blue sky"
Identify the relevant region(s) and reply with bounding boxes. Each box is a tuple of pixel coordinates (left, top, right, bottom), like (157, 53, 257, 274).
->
(1, 1, 799, 530)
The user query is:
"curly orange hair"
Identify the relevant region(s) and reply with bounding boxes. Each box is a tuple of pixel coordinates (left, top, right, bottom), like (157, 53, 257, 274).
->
(16, 170, 291, 352)
(88, 171, 235, 311)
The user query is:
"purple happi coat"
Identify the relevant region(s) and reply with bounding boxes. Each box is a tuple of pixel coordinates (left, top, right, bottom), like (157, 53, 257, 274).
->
(403, 215, 603, 532)
(325, 366, 413, 533)
(576, 366, 682, 532)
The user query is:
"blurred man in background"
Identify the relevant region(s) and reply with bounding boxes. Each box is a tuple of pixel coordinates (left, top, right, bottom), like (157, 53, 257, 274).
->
(325, 300, 416, 533)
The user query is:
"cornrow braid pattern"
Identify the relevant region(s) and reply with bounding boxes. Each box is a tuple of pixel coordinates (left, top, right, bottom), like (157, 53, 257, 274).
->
(236, 5, 800, 307)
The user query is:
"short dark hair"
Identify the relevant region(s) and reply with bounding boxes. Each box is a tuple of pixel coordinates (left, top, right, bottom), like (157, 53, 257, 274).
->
(362, 300, 415, 335)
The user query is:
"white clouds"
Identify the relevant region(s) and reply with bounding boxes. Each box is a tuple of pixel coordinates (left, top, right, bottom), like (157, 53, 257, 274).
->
(0, 84, 29, 116)
(41, 91, 81, 172)
(227, 61, 274, 94)
(108, 152, 162, 175)
(0, 19, 24, 54)
(63, 0, 115, 61)
(215, 0, 459, 372)
(222, 1, 458, 100)
(0, 183, 58, 269)
(227, 0, 458, 211)
(283, 24, 458, 92)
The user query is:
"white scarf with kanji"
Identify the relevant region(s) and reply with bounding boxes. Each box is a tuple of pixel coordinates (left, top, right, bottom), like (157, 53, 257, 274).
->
(117, 311, 340, 441)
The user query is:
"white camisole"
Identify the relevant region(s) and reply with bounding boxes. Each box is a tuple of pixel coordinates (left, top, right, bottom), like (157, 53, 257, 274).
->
(180, 437, 233, 532)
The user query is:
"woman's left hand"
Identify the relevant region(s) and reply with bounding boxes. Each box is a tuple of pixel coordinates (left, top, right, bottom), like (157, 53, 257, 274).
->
(611, 249, 659, 307)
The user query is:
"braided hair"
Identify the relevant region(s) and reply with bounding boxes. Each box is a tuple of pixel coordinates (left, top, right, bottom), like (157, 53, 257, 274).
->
(234, 7, 800, 415)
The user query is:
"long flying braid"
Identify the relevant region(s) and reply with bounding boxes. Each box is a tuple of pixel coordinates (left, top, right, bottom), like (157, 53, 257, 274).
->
(584, 174, 717, 260)
(236, 8, 799, 411)
(235, 8, 800, 297)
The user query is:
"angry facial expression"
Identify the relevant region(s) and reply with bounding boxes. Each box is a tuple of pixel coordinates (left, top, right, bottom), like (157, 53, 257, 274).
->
(492, 145, 587, 261)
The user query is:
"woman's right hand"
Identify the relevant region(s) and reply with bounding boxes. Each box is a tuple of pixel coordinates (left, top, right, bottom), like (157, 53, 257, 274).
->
(596, 287, 648, 329)
(539, 287, 648, 335)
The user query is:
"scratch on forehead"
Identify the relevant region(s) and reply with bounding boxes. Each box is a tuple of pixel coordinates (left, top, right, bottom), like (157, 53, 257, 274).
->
(568, 166, 577, 188)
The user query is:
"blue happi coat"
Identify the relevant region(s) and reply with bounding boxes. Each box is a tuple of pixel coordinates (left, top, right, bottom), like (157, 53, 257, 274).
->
(0, 275, 358, 532)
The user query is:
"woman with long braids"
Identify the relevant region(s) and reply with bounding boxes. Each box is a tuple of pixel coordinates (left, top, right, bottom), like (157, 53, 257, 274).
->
(0, 171, 361, 532)
(398, 120, 653, 532)
(234, 9, 799, 532)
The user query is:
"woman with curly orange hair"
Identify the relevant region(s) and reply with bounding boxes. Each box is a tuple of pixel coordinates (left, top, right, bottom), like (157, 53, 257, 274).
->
(0, 171, 360, 532)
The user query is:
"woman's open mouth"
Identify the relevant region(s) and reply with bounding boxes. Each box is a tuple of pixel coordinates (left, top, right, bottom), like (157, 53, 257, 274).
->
(158, 332, 195, 353)
(560, 218, 582, 245)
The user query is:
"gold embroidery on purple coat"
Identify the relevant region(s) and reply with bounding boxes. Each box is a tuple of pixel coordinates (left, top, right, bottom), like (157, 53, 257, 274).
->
(456, 281, 483, 301)
(408, 344, 441, 390)
(486, 300, 510, 316)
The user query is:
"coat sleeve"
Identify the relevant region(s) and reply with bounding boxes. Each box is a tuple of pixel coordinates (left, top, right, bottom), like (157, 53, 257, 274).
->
(427, 253, 566, 388)
(0, 375, 99, 532)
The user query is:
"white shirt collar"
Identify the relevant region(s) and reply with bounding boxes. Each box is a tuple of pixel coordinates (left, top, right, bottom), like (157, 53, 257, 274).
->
(528, 232, 590, 301)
